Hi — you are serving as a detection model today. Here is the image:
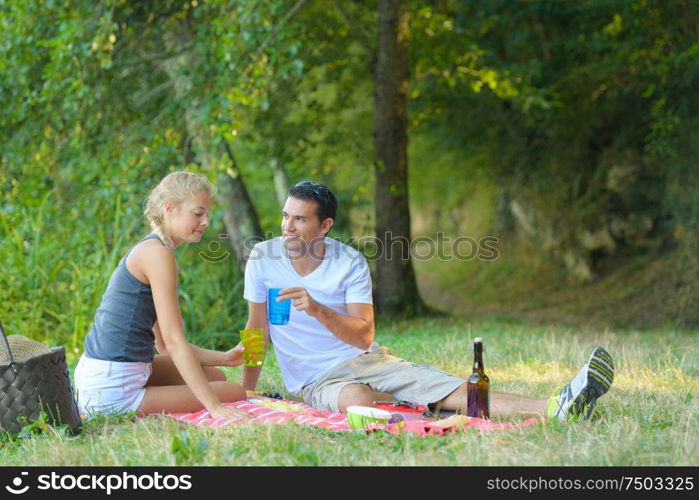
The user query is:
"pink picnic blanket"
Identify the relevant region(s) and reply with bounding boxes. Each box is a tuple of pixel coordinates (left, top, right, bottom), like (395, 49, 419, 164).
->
(170, 396, 542, 436)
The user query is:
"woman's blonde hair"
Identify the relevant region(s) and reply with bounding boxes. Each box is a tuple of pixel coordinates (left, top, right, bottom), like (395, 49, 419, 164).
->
(143, 171, 215, 248)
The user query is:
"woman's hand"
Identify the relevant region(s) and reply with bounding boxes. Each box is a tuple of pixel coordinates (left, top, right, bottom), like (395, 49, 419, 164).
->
(219, 343, 245, 367)
(208, 404, 251, 421)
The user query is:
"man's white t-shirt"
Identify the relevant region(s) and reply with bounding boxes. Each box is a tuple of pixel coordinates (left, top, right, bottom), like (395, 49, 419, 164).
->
(243, 237, 377, 395)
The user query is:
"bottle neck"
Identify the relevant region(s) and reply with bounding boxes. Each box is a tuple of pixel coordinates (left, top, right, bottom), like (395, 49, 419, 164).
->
(472, 345, 485, 373)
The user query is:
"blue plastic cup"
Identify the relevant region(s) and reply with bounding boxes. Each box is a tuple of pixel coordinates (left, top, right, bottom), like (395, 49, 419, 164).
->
(268, 288, 291, 325)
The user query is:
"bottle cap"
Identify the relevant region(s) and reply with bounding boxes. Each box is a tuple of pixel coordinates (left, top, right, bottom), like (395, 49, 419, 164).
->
(474, 337, 483, 343)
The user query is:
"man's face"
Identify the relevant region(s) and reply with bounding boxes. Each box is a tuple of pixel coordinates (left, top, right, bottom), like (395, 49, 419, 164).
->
(281, 197, 330, 255)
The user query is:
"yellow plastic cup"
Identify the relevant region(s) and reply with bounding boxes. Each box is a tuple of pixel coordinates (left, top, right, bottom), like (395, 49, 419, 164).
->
(240, 328, 265, 367)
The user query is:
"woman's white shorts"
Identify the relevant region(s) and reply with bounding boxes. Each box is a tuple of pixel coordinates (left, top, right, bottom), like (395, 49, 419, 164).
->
(74, 354, 152, 415)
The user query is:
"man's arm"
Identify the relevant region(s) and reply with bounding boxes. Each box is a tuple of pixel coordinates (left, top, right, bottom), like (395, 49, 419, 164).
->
(242, 300, 270, 392)
(313, 302, 374, 350)
(278, 288, 374, 351)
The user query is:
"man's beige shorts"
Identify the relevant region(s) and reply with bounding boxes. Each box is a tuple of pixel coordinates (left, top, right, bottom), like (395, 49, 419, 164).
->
(302, 346, 466, 413)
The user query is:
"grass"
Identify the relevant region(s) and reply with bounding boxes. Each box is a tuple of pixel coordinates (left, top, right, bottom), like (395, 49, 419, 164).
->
(2, 316, 697, 466)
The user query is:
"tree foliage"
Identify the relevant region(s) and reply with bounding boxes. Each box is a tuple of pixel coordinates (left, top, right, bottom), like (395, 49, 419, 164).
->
(2, 0, 698, 341)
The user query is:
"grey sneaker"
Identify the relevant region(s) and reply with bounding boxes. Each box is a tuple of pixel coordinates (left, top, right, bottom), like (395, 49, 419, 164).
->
(545, 347, 615, 422)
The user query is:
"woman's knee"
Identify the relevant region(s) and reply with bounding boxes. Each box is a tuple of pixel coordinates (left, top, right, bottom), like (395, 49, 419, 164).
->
(213, 381, 246, 402)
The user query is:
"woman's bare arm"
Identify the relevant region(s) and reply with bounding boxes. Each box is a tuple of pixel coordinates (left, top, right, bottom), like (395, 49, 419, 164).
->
(139, 244, 227, 412)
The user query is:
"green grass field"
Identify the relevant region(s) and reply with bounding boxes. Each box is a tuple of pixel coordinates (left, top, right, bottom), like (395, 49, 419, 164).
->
(2, 317, 697, 466)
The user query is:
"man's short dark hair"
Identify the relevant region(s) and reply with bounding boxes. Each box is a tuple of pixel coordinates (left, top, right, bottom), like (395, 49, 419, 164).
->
(288, 180, 337, 223)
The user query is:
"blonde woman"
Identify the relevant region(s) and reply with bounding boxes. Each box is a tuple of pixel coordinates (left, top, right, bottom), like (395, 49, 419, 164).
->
(75, 172, 248, 419)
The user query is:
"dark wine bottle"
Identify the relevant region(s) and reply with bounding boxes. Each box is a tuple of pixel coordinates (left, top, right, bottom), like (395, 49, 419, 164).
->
(467, 337, 490, 419)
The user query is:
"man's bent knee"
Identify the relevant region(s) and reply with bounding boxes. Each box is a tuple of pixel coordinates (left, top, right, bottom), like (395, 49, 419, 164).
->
(337, 384, 376, 413)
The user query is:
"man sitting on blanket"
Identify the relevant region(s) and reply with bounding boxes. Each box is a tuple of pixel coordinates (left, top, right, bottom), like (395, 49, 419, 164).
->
(242, 181, 614, 421)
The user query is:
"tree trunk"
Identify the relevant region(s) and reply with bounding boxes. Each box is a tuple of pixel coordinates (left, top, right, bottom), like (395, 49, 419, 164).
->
(271, 157, 290, 207)
(373, 0, 426, 316)
(219, 140, 265, 273)
(158, 28, 264, 274)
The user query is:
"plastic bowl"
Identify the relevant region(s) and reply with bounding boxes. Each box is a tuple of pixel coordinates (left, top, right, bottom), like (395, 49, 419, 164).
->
(346, 406, 392, 430)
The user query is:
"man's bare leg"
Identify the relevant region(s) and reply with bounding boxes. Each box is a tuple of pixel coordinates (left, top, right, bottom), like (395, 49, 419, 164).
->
(338, 382, 546, 419)
(337, 383, 397, 413)
(439, 382, 547, 419)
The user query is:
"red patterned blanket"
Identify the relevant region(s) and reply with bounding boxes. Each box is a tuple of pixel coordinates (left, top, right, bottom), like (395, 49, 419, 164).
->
(170, 396, 542, 436)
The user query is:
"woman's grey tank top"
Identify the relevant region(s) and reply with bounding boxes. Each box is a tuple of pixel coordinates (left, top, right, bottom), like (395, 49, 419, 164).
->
(83, 234, 164, 362)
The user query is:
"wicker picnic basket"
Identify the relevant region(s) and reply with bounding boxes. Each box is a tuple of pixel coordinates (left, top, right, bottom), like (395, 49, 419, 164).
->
(0, 320, 82, 434)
